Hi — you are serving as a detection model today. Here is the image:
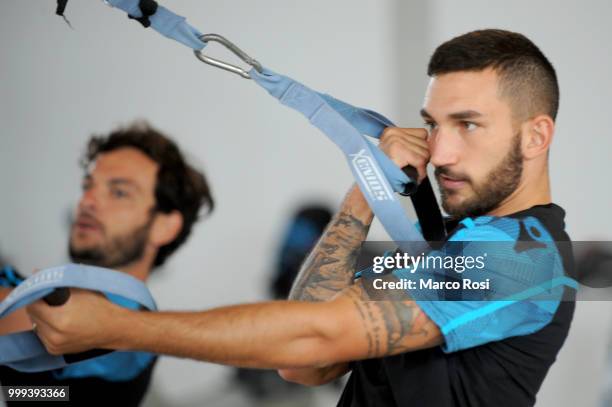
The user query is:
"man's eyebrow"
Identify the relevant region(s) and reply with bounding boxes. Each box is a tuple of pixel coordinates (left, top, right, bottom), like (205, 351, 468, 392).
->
(108, 178, 142, 192)
(420, 108, 433, 119)
(419, 109, 483, 121)
(448, 110, 483, 120)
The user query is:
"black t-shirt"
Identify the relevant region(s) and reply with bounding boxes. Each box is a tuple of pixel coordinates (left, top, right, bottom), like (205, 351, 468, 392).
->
(337, 204, 575, 407)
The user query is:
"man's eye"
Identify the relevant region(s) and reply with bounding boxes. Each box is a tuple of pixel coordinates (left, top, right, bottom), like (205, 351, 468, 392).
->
(81, 183, 92, 191)
(111, 189, 129, 199)
(462, 121, 478, 131)
(424, 121, 437, 131)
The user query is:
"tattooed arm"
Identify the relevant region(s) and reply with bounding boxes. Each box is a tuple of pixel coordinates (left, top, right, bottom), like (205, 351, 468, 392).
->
(335, 276, 443, 357)
(290, 184, 373, 302)
(27, 274, 441, 379)
(279, 274, 442, 385)
(281, 185, 373, 383)
(281, 126, 433, 384)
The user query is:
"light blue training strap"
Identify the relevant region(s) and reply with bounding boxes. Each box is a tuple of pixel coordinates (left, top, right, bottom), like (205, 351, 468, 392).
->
(0, 264, 156, 372)
(105, 0, 206, 50)
(250, 68, 427, 252)
(100, 1, 427, 250)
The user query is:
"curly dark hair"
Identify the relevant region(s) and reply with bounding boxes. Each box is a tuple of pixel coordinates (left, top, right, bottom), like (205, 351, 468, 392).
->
(82, 121, 214, 267)
(428, 29, 559, 122)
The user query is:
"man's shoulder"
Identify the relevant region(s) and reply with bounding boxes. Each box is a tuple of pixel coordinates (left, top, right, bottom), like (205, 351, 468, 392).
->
(446, 203, 569, 243)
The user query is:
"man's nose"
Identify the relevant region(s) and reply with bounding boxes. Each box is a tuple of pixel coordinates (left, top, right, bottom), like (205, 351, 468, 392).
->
(429, 128, 461, 168)
(78, 187, 98, 212)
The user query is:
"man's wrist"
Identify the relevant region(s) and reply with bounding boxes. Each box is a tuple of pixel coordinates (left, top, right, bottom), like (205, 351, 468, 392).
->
(104, 306, 143, 351)
(344, 184, 374, 225)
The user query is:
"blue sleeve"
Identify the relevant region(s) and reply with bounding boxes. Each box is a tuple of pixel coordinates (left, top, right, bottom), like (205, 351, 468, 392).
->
(416, 299, 561, 353)
(393, 216, 574, 353)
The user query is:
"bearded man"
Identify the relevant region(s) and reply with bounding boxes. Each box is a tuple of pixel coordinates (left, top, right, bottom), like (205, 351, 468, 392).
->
(0, 122, 213, 406)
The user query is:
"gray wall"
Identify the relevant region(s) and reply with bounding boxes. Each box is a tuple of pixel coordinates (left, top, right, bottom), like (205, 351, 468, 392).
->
(1, 1, 610, 406)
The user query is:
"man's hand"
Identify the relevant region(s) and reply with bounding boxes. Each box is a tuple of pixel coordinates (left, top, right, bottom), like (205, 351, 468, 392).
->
(26, 289, 125, 355)
(0, 287, 33, 335)
(379, 127, 430, 182)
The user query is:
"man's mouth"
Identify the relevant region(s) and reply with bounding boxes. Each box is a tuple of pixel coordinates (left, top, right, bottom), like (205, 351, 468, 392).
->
(74, 215, 103, 233)
(438, 174, 467, 190)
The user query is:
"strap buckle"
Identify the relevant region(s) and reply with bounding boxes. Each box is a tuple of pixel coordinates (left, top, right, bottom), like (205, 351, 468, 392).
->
(194, 34, 263, 79)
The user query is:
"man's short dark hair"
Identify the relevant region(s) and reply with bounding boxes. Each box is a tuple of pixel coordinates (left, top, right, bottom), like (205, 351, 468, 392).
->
(82, 121, 214, 267)
(427, 29, 559, 121)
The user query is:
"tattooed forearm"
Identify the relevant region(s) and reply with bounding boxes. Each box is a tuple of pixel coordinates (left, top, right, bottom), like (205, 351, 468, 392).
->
(289, 206, 371, 302)
(277, 188, 372, 385)
(345, 277, 442, 358)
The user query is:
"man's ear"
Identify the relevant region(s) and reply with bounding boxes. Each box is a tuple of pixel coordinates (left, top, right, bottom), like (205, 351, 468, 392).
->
(522, 114, 555, 160)
(149, 211, 183, 247)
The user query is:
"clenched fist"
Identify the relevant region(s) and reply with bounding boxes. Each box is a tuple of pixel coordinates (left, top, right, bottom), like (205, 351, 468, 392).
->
(379, 127, 430, 183)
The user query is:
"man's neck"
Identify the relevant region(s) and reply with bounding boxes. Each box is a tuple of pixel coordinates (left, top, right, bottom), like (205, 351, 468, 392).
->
(116, 261, 151, 282)
(487, 171, 551, 217)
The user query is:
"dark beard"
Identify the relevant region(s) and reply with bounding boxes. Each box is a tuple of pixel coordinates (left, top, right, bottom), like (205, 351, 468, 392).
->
(436, 132, 523, 219)
(69, 216, 153, 269)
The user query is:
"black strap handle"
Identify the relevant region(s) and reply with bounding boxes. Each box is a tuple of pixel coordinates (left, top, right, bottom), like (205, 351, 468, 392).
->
(398, 165, 447, 242)
(42, 288, 112, 363)
(399, 165, 419, 196)
(42, 287, 70, 306)
(410, 177, 446, 242)
(127, 0, 159, 28)
(55, 0, 68, 16)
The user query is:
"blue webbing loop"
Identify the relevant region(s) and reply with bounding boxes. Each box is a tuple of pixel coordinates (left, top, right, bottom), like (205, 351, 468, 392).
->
(0, 264, 156, 372)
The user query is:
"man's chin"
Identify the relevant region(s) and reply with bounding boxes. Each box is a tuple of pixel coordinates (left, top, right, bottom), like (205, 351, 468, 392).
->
(70, 234, 102, 248)
(441, 192, 463, 210)
(441, 195, 476, 219)
(69, 245, 105, 265)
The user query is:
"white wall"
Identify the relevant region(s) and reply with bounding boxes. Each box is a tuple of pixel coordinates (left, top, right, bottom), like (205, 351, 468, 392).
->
(423, 1, 612, 406)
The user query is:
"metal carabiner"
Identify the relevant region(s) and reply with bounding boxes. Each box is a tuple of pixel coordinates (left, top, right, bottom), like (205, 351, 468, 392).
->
(194, 34, 263, 79)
